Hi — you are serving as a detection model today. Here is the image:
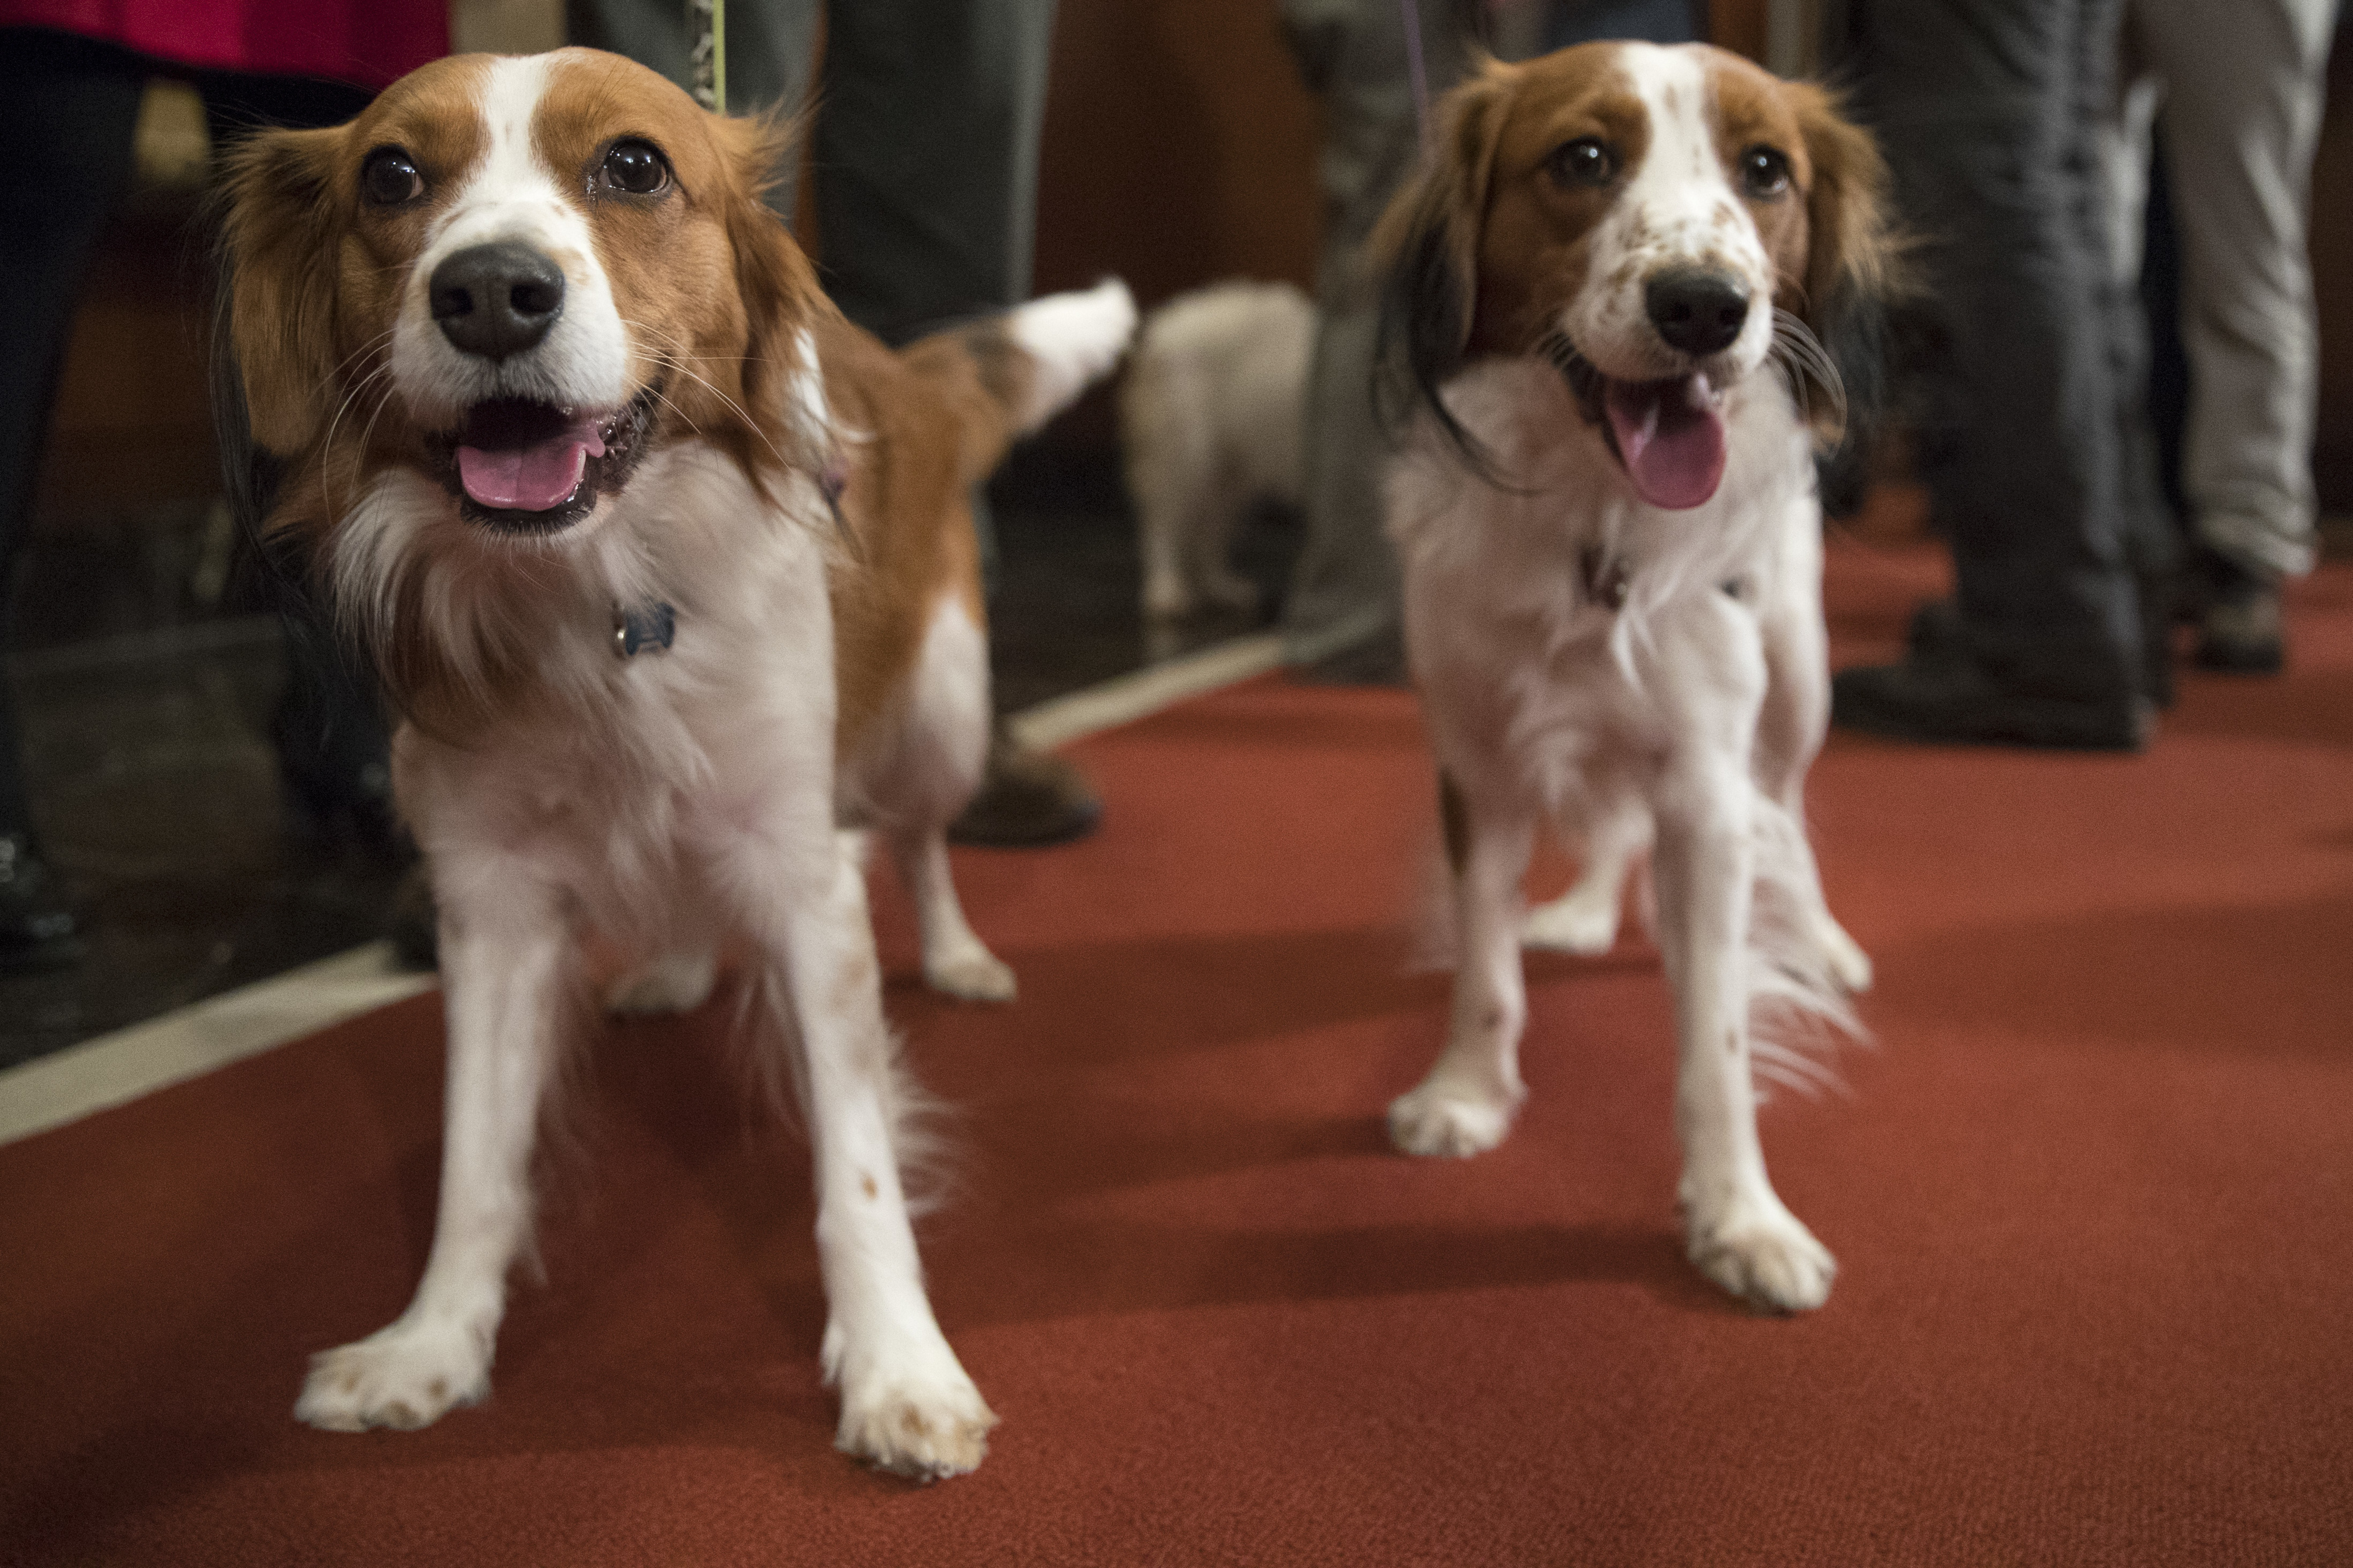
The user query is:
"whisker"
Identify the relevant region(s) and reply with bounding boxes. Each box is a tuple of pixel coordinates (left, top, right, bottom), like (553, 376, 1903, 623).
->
(321, 361, 399, 516)
(623, 332, 799, 476)
(1770, 307, 1846, 434)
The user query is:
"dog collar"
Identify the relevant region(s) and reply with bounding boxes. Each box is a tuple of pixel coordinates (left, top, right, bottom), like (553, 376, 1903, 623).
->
(614, 601, 677, 657)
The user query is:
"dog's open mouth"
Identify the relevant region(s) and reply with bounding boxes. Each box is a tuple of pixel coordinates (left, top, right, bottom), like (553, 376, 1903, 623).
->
(1551, 350, 1729, 512)
(426, 385, 660, 533)
(1601, 374, 1727, 511)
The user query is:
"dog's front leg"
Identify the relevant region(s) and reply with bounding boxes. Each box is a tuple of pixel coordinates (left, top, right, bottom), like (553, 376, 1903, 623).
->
(1652, 757, 1835, 1312)
(890, 830, 1016, 1003)
(1524, 790, 1652, 956)
(735, 824, 994, 1480)
(296, 863, 573, 1430)
(1390, 774, 1535, 1158)
(1755, 505, 1871, 993)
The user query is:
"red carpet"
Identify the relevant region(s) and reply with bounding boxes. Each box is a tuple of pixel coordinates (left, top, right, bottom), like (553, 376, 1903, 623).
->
(5, 539, 2350, 1565)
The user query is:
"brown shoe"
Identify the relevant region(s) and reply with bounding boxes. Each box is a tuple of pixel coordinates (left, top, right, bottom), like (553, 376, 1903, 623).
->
(948, 724, 1102, 847)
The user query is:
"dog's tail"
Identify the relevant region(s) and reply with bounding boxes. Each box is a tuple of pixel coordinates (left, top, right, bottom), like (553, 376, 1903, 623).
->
(900, 279, 1137, 481)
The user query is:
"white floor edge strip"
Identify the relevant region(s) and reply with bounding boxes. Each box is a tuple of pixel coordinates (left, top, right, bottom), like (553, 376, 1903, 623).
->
(1009, 632, 1284, 752)
(0, 942, 436, 1146)
(0, 632, 1291, 1148)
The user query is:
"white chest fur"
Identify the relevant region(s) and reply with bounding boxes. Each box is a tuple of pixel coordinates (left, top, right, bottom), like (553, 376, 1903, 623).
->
(1390, 356, 1815, 808)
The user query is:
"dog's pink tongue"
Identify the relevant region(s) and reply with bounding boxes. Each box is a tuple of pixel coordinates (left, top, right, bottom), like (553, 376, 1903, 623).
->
(1604, 375, 1727, 510)
(456, 422, 605, 511)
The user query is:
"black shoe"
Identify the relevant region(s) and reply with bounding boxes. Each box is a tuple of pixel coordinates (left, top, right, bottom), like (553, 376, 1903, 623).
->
(1833, 657, 2153, 751)
(2191, 551, 2285, 675)
(1913, 593, 2176, 711)
(947, 725, 1102, 848)
(0, 832, 83, 973)
(1906, 596, 1966, 663)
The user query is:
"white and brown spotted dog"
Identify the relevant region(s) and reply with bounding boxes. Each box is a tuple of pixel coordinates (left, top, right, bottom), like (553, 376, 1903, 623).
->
(1374, 43, 1890, 1310)
(222, 48, 1133, 1477)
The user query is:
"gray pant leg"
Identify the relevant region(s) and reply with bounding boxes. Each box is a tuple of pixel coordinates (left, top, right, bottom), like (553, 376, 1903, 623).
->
(1854, 0, 2148, 701)
(1279, 0, 1466, 666)
(815, 0, 1056, 343)
(2138, 0, 2334, 580)
(566, 0, 819, 202)
(818, 0, 1056, 600)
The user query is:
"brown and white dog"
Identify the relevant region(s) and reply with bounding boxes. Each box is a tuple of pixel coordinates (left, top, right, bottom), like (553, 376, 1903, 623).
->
(222, 48, 1133, 1477)
(1373, 44, 1890, 1310)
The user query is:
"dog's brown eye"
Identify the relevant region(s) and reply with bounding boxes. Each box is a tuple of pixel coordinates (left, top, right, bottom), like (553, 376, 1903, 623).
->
(599, 139, 670, 196)
(1547, 138, 1617, 189)
(361, 147, 424, 206)
(1739, 145, 1792, 200)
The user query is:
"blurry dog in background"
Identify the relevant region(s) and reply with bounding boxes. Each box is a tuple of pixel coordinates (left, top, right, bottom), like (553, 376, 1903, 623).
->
(1374, 43, 1889, 1312)
(1120, 280, 1312, 622)
(222, 47, 1132, 1478)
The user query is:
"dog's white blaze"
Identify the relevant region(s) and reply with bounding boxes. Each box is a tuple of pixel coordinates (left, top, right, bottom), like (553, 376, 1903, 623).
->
(1564, 43, 1779, 381)
(389, 53, 632, 428)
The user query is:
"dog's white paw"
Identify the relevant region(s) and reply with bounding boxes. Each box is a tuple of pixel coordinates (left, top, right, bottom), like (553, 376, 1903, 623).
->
(1523, 882, 1622, 955)
(1388, 1078, 1521, 1158)
(604, 952, 718, 1016)
(828, 1332, 996, 1481)
(1813, 915, 1873, 994)
(295, 1318, 491, 1432)
(924, 943, 1017, 1004)
(1685, 1196, 1836, 1313)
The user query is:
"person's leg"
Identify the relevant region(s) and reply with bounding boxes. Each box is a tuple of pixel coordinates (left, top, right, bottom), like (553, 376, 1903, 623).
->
(567, 0, 818, 166)
(2091, 24, 2182, 705)
(1542, 0, 1701, 49)
(0, 30, 146, 966)
(1833, 0, 2153, 749)
(2139, 0, 2335, 671)
(811, 0, 1056, 344)
(1279, 0, 1468, 677)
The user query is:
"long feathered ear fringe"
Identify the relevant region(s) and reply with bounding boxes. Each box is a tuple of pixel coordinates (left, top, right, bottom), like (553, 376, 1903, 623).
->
(1370, 59, 1518, 486)
(1783, 80, 1909, 518)
(208, 195, 402, 757)
(214, 125, 348, 458)
(706, 105, 837, 502)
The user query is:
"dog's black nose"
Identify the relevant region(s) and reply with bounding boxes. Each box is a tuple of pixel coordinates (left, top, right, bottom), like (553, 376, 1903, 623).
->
(430, 243, 565, 360)
(1645, 269, 1750, 357)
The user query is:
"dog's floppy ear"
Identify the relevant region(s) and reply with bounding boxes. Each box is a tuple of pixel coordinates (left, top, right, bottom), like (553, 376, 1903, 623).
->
(1371, 56, 1517, 474)
(707, 108, 833, 492)
(1785, 82, 1899, 477)
(220, 126, 347, 457)
(1791, 82, 1892, 328)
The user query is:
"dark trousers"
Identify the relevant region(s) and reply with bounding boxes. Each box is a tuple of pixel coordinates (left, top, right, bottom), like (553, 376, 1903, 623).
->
(0, 29, 379, 837)
(567, 0, 1056, 346)
(1840, 0, 2168, 702)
